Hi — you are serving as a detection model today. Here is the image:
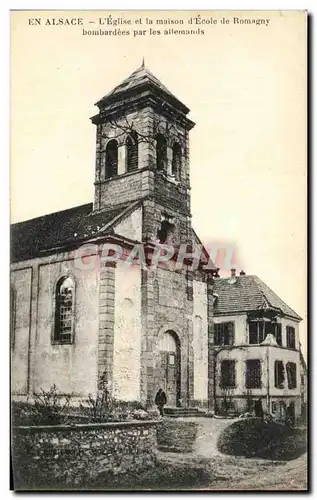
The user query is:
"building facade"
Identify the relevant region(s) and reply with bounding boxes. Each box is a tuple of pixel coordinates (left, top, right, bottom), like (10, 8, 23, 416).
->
(10, 63, 303, 417)
(10, 63, 217, 408)
(213, 271, 302, 419)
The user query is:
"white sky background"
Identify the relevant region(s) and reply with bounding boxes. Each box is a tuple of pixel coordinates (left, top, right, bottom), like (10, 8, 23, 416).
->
(10, 10, 307, 356)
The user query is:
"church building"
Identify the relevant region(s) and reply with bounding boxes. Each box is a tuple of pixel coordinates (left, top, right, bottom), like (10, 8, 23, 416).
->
(10, 62, 217, 409)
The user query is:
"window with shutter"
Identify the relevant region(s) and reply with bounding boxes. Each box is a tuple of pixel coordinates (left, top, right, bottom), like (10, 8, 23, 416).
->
(274, 360, 285, 388)
(156, 134, 167, 172)
(126, 132, 138, 172)
(105, 139, 118, 178)
(171, 142, 181, 179)
(286, 326, 296, 349)
(286, 362, 297, 389)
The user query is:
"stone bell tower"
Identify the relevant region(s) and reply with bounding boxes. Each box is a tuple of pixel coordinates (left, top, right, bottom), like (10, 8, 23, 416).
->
(91, 62, 214, 409)
(91, 61, 196, 247)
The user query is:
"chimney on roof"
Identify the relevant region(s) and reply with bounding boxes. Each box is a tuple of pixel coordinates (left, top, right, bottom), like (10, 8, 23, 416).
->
(231, 268, 236, 278)
(240, 270, 246, 276)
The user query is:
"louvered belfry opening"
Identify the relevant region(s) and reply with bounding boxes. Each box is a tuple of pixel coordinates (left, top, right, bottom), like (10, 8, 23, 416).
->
(105, 139, 118, 178)
(172, 142, 181, 178)
(156, 134, 167, 172)
(126, 132, 138, 172)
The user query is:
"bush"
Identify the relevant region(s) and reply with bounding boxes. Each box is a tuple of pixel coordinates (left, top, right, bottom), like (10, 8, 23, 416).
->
(12, 385, 72, 426)
(12, 384, 160, 426)
(217, 417, 307, 460)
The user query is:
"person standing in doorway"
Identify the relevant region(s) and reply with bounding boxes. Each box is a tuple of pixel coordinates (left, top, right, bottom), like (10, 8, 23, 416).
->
(155, 388, 167, 416)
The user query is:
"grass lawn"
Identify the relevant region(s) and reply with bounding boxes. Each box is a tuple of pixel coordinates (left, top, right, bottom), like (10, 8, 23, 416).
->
(82, 451, 307, 491)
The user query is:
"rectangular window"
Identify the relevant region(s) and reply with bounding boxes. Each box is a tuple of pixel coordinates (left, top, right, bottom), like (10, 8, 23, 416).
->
(286, 326, 296, 349)
(274, 360, 285, 388)
(275, 323, 282, 346)
(286, 362, 297, 389)
(248, 321, 266, 344)
(271, 401, 277, 413)
(246, 359, 261, 389)
(220, 360, 236, 388)
(214, 322, 234, 346)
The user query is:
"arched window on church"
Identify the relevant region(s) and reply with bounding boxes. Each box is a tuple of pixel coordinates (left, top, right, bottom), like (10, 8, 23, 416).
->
(10, 285, 16, 350)
(54, 276, 75, 344)
(105, 139, 118, 178)
(172, 142, 181, 179)
(126, 132, 138, 172)
(156, 134, 167, 172)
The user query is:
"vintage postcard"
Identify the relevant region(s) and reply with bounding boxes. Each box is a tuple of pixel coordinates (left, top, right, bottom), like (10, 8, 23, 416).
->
(10, 10, 307, 491)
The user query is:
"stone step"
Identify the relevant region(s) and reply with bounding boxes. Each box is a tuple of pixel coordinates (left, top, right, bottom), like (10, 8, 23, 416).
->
(164, 407, 206, 418)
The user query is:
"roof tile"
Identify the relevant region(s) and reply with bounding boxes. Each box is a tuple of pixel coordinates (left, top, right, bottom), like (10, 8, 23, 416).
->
(10, 202, 130, 262)
(213, 275, 302, 321)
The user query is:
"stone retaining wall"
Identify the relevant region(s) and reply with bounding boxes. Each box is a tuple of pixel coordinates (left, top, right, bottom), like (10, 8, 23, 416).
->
(12, 420, 158, 489)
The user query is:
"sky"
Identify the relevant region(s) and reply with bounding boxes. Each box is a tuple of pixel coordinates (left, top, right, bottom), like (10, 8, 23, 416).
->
(10, 10, 307, 356)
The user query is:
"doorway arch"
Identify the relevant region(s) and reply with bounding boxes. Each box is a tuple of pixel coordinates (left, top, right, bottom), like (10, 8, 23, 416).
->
(158, 330, 181, 407)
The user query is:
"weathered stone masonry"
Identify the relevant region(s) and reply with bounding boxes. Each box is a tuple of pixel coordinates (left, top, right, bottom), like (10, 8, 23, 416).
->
(98, 260, 115, 390)
(12, 420, 158, 488)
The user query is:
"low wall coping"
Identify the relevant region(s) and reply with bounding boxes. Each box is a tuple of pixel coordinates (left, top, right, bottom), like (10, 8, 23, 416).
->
(13, 419, 159, 434)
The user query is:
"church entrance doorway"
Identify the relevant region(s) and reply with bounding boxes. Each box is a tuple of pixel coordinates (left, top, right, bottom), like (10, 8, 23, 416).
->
(158, 331, 181, 407)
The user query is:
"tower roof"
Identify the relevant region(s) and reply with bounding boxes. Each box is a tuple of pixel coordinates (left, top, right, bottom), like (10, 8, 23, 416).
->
(95, 62, 190, 114)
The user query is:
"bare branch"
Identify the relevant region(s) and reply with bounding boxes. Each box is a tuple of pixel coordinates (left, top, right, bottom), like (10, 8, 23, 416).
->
(99, 112, 183, 147)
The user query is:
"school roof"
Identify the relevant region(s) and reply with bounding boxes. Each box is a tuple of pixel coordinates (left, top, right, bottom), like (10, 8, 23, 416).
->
(213, 274, 302, 321)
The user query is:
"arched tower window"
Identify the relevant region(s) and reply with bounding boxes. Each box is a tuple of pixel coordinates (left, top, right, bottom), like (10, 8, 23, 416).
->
(10, 285, 16, 350)
(105, 140, 118, 179)
(126, 132, 138, 172)
(156, 134, 167, 172)
(54, 276, 75, 344)
(172, 142, 181, 179)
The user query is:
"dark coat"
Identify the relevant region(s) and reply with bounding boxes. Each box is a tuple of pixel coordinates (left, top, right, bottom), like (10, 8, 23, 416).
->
(155, 390, 167, 406)
(254, 399, 264, 418)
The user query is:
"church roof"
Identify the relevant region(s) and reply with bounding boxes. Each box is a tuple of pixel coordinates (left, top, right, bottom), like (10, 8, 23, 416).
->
(10, 202, 132, 263)
(96, 62, 190, 114)
(213, 275, 302, 321)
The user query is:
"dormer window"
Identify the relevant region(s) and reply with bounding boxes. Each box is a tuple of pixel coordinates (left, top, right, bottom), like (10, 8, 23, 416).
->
(126, 132, 138, 172)
(171, 142, 181, 179)
(105, 139, 118, 178)
(156, 134, 167, 172)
